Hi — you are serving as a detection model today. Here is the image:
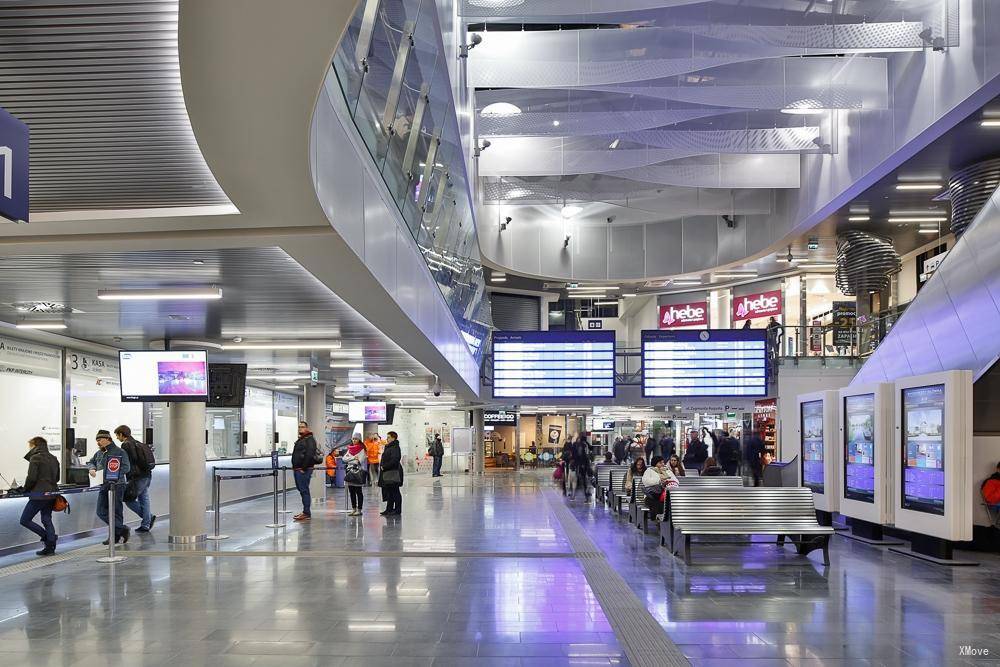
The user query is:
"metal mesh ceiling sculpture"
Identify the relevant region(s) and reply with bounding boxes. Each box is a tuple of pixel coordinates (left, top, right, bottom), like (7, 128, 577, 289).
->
(836, 231, 901, 296)
(948, 158, 1000, 237)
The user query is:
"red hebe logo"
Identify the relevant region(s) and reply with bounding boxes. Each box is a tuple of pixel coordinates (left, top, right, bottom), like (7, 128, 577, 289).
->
(659, 301, 708, 328)
(733, 289, 782, 321)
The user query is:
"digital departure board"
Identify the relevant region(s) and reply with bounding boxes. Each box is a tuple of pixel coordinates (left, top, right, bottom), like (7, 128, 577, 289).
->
(492, 331, 615, 399)
(641, 329, 767, 397)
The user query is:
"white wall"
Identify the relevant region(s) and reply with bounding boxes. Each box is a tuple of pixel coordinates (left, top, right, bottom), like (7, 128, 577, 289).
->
(777, 364, 859, 460)
(379, 408, 469, 473)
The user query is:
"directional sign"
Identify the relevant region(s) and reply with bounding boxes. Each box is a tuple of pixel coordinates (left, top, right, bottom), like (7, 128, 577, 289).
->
(0, 107, 29, 223)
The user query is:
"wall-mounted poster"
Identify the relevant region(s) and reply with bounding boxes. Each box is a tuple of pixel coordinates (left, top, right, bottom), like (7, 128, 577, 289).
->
(547, 424, 563, 444)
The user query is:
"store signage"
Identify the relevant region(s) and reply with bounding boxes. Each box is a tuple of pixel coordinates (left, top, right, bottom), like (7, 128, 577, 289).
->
(0, 107, 29, 223)
(832, 302, 857, 347)
(484, 410, 517, 427)
(0, 335, 62, 379)
(732, 289, 782, 322)
(658, 301, 708, 329)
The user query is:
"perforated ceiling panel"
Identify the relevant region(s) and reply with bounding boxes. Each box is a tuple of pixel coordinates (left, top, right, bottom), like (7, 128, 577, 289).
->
(0, 0, 231, 213)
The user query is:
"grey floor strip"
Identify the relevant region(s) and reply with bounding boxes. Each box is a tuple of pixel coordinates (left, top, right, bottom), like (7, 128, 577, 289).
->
(544, 491, 690, 667)
(0, 545, 105, 579)
(117, 549, 577, 559)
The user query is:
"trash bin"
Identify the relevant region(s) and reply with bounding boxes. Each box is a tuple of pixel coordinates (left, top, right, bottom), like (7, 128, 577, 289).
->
(333, 462, 346, 488)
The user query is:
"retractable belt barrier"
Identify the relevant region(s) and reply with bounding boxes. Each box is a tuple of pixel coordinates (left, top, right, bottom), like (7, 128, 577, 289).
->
(207, 467, 287, 540)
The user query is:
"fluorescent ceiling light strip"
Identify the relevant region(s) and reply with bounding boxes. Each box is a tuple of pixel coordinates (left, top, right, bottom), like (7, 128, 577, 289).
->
(222, 341, 341, 350)
(848, 216, 870, 222)
(981, 120, 1000, 127)
(248, 375, 309, 381)
(917, 229, 939, 234)
(274, 385, 299, 389)
(671, 280, 702, 286)
(888, 217, 948, 223)
(98, 287, 222, 301)
(330, 361, 363, 368)
(593, 301, 617, 306)
(15, 322, 67, 330)
(895, 183, 942, 191)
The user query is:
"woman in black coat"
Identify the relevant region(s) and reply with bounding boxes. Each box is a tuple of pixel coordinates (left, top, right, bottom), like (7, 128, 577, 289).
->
(378, 431, 404, 516)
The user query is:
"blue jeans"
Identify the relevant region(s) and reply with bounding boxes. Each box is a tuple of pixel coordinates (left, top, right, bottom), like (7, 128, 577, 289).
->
(125, 476, 152, 529)
(432, 456, 443, 476)
(20, 499, 56, 544)
(294, 469, 313, 515)
(97, 484, 127, 537)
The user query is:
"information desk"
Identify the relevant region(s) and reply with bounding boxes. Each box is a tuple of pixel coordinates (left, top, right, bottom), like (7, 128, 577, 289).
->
(642, 329, 767, 398)
(492, 330, 615, 399)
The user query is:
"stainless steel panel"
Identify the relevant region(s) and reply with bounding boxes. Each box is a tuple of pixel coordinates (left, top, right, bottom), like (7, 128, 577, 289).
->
(609, 225, 644, 280)
(573, 225, 608, 280)
(681, 217, 718, 274)
(644, 220, 682, 277)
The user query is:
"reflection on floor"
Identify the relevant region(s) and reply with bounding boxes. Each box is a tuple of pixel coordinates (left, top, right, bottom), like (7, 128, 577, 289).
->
(0, 471, 997, 666)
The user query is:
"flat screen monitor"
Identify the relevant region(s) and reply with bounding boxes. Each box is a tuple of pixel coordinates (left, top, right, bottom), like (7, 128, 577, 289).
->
(843, 393, 876, 503)
(348, 401, 395, 424)
(492, 330, 615, 399)
(901, 383, 946, 515)
(593, 419, 616, 431)
(207, 363, 247, 408)
(119, 350, 209, 402)
(801, 399, 825, 493)
(642, 329, 767, 397)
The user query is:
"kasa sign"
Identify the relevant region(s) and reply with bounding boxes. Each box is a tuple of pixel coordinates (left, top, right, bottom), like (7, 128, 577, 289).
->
(658, 301, 708, 329)
(732, 289, 782, 322)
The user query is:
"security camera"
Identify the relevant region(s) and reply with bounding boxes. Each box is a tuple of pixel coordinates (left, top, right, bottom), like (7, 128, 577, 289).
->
(500, 215, 512, 231)
(722, 215, 736, 228)
(432, 376, 442, 397)
(563, 235, 571, 248)
(606, 216, 616, 224)
(459, 33, 483, 58)
(505, 216, 512, 224)
(473, 139, 491, 158)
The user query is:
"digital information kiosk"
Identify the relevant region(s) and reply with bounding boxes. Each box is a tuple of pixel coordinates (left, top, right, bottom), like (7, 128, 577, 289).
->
(838, 382, 898, 543)
(796, 390, 840, 523)
(889, 370, 974, 564)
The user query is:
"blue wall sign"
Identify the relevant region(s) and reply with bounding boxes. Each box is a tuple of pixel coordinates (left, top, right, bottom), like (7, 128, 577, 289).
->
(0, 107, 29, 223)
(271, 451, 279, 469)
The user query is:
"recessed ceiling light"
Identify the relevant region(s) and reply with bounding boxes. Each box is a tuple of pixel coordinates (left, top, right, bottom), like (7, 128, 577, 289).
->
(481, 102, 521, 116)
(97, 287, 222, 301)
(330, 361, 364, 368)
(895, 183, 943, 191)
(192, 259, 205, 265)
(274, 385, 299, 389)
(552, 120, 560, 127)
(981, 119, 1000, 128)
(16, 321, 67, 330)
(222, 341, 342, 350)
(888, 217, 948, 223)
(561, 205, 582, 219)
(848, 216, 870, 222)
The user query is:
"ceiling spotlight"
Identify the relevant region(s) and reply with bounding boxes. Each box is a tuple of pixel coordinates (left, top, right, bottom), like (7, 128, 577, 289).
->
(473, 139, 491, 158)
(722, 215, 736, 228)
(552, 120, 561, 127)
(458, 32, 482, 58)
(481, 102, 521, 116)
(895, 183, 942, 191)
(97, 287, 222, 301)
(561, 205, 582, 219)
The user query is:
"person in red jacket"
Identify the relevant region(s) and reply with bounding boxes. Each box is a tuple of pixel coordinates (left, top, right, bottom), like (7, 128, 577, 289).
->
(981, 462, 1000, 510)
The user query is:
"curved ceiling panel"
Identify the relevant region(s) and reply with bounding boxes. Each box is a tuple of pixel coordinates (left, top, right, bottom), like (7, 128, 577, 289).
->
(461, 0, 705, 19)
(0, 0, 231, 213)
(479, 108, 731, 137)
(608, 154, 800, 189)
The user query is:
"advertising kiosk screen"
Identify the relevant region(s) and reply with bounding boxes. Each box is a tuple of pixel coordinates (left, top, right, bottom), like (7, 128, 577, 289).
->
(492, 331, 615, 398)
(348, 401, 386, 423)
(901, 384, 945, 515)
(642, 329, 767, 397)
(844, 393, 876, 503)
(801, 400, 825, 493)
(119, 350, 208, 402)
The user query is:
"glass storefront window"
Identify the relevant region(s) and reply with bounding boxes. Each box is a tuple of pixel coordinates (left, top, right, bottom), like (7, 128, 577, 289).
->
(67, 350, 142, 464)
(243, 386, 274, 457)
(0, 335, 62, 484)
(206, 407, 242, 459)
(274, 392, 299, 454)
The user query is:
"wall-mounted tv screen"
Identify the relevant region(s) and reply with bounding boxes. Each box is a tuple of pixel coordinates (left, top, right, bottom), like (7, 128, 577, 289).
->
(119, 350, 209, 402)
(801, 399, 825, 493)
(593, 419, 616, 431)
(492, 330, 615, 399)
(349, 401, 386, 423)
(901, 384, 946, 515)
(844, 393, 876, 503)
(642, 329, 767, 397)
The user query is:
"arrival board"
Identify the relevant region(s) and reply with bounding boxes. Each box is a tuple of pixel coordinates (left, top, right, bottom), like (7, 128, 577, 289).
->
(641, 329, 767, 397)
(492, 331, 615, 399)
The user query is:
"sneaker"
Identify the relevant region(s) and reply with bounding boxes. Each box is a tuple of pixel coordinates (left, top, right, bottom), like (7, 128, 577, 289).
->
(148, 515, 157, 530)
(36, 544, 55, 556)
(136, 526, 149, 533)
(293, 514, 311, 522)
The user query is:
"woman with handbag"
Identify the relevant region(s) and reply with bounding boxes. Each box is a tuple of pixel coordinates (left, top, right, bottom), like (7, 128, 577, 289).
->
(378, 431, 404, 516)
(342, 437, 368, 516)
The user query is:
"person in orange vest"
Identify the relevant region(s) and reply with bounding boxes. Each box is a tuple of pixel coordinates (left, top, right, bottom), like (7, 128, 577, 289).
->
(325, 449, 338, 487)
(365, 436, 381, 486)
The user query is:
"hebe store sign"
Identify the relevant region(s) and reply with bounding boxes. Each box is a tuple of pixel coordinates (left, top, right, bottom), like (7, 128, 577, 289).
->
(733, 289, 782, 322)
(658, 301, 708, 329)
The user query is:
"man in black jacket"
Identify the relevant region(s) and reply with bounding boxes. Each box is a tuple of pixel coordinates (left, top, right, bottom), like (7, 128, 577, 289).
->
(378, 431, 404, 516)
(116, 425, 156, 533)
(717, 431, 741, 477)
(429, 435, 444, 477)
(291, 421, 319, 521)
(19, 436, 60, 556)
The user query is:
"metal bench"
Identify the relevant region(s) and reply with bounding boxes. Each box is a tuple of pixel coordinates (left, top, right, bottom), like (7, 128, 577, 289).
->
(596, 464, 624, 504)
(628, 476, 651, 531)
(677, 476, 744, 487)
(668, 487, 834, 566)
(658, 477, 745, 549)
(608, 468, 628, 511)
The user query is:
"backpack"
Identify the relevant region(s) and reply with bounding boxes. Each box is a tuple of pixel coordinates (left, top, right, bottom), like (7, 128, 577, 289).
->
(133, 441, 156, 475)
(983, 478, 1000, 505)
(312, 441, 325, 466)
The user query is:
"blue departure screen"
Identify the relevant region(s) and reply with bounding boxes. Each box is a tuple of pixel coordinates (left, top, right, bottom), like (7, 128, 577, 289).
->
(492, 331, 616, 399)
(641, 329, 768, 397)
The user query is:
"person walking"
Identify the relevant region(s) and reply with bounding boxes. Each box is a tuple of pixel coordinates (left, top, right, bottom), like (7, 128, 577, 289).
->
(342, 436, 367, 516)
(291, 421, 319, 522)
(683, 431, 708, 472)
(116, 425, 156, 533)
(429, 434, 444, 477)
(717, 431, 741, 477)
(19, 436, 60, 556)
(88, 429, 131, 544)
(612, 437, 627, 465)
(365, 435, 381, 486)
(378, 431, 404, 516)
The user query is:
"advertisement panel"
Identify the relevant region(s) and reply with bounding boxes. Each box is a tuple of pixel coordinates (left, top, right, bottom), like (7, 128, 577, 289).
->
(658, 301, 708, 329)
(901, 384, 945, 515)
(844, 393, 876, 503)
(832, 302, 857, 348)
(732, 289, 782, 322)
(801, 400, 825, 493)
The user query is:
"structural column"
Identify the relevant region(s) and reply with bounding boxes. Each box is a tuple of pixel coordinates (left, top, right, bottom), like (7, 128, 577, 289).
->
(168, 401, 207, 543)
(304, 383, 327, 506)
(473, 408, 485, 475)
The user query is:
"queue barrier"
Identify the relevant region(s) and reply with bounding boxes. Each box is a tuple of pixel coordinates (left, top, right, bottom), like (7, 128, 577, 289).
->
(207, 467, 285, 540)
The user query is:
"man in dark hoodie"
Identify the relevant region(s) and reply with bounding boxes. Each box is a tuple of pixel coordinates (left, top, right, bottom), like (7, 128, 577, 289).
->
(19, 436, 60, 556)
(291, 421, 319, 522)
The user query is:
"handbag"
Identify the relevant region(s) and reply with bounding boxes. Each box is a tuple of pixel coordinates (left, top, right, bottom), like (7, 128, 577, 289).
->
(380, 468, 402, 486)
(123, 479, 139, 503)
(52, 495, 70, 513)
(345, 461, 365, 485)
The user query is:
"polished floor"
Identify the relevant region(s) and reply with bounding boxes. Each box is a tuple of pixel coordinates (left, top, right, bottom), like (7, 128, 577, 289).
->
(0, 471, 998, 666)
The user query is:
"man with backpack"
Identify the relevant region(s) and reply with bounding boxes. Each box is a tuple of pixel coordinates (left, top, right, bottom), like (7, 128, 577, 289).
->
(429, 434, 445, 477)
(116, 425, 156, 533)
(291, 421, 321, 522)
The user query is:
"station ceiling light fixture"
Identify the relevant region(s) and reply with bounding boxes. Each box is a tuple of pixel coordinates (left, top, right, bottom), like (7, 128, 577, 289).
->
(490, 272, 507, 282)
(98, 286, 222, 301)
(981, 119, 1000, 128)
(895, 182, 943, 191)
(274, 384, 300, 389)
(480, 102, 521, 116)
(670, 279, 703, 286)
(247, 374, 309, 381)
(15, 321, 67, 330)
(888, 216, 948, 223)
(222, 341, 341, 350)
(560, 205, 582, 219)
(330, 361, 364, 368)
(329, 349, 363, 358)
(848, 215, 870, 222)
